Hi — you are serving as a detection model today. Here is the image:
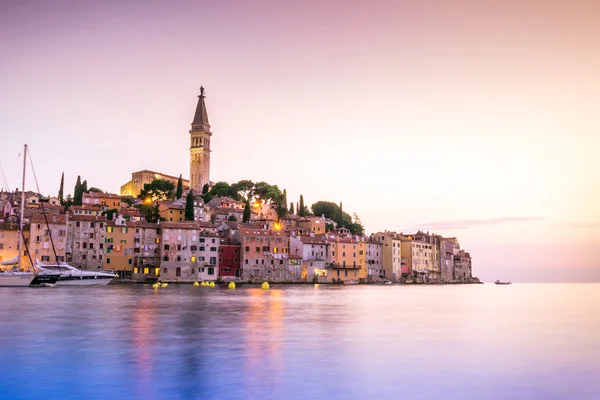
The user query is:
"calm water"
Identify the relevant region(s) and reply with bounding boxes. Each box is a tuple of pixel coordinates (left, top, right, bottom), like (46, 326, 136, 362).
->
(0, 284, 599, 400)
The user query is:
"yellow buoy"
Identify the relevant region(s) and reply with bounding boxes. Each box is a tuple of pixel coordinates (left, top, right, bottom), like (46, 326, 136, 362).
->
(200, 281, 206, 286)
(209, 282, 215, 288)
(193, 281, 199, 286)
(161, 283, 168, 288)
(228, 282, 236, 290)
(261, 282, 270, 290)
(152, 283, 159, 289)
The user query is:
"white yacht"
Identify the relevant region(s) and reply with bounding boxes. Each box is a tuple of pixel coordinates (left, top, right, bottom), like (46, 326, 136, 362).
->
(1, 258, 61, 287)
(35, 262, 117, 286)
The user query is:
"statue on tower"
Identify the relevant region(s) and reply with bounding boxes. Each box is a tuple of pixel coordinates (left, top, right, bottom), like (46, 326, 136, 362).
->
(200, 86, 205, 97)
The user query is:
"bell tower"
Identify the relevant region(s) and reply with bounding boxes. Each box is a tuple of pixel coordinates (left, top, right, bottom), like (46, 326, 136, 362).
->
(189, 86, 211, 194)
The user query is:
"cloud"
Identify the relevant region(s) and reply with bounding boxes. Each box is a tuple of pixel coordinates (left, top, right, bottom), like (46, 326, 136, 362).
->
(553, 222, 600, 229)
(404, 217, 543, 230)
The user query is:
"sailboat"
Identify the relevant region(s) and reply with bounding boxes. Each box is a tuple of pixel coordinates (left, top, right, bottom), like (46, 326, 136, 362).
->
(0, 145, 61, 287)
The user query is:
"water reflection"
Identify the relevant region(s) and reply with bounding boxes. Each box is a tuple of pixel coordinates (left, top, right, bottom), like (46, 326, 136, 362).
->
(0, 284, 598, 400)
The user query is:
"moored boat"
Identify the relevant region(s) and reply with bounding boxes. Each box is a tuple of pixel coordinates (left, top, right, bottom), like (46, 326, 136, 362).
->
(495, 280, 512, 285)
(344, 280, 359, 285)
(35, 262, 117, 286)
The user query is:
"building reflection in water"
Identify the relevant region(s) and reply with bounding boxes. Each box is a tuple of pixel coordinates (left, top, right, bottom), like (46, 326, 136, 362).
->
(132, 297, 155, 397)
(244, 288, 285, 389)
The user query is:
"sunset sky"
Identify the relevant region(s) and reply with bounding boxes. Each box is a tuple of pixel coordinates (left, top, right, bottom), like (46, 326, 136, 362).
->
(1, 0, 598, 282)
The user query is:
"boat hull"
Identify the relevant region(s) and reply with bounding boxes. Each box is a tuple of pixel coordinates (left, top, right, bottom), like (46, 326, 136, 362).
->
(55, 276, 113, 286)
(0, 274, 35, 287)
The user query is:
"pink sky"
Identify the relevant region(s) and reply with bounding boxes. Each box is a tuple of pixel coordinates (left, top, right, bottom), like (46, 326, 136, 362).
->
(1, 0, 598, 281)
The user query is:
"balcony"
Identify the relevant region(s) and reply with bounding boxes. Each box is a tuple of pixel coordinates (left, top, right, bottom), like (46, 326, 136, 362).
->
(327, 263, 361, 270)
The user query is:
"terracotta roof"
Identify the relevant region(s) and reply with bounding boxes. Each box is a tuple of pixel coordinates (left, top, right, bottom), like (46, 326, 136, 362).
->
(107, 220, 137, 228)
(159, 221, 216, 230)
(83, 192, 122, 199)
(239, 228, 287, 237)
(30, 213, 67, 224)
(299, 235, 328, 245)
(69, 215, 108, 222)
(220, 238, 241, 245)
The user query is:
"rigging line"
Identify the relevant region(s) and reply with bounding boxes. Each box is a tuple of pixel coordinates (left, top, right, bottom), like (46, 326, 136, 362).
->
(21, 230, 36, 273)
(0, 160, 9, 190)
(27, 148, 60, 264)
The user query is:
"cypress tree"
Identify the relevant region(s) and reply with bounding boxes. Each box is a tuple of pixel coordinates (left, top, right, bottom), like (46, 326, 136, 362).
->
(185, 190, 195, 221)
(82, 180, 88, 194)
(176, 174, 183, 199)
(58, 172, 64, 205)
(74, 176, 82, 206)
(283, 189, 287, 208)
(289, 202, 294, 214)
(243, 199, 251, 222)
(299, 195, 305, 217)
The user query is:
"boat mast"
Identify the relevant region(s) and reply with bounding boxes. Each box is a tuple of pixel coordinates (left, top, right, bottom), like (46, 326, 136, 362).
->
(16, 144, 27, 271)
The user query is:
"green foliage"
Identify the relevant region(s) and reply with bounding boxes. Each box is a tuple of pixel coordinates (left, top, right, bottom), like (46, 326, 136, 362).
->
(185, 190, 195, 221)
(176, 174, 183, 199)
(73, 176, 83, 206)
(87, 187, 103, 193)
(289, 202, 294, 214)
(298, 195, 306, 217)
(138, 179, 175, 201)
(101, 209, 118, 220)
(205, 181, 239, 203)
(228, 215, 237, 222)
(202, 183, 210, 195)
(121, 197, 134, 206)
(243, 200, 251, 223)
(138, 203, 162, 223)
(58, 172, 64, 205)
(82, 180, 88, 194)
(63, 194, 73, 211)
(311, 201, 364, 235)
(325, 223, 335, 233)
(231, 180, 254, 201)
(282, 189, 287, 207)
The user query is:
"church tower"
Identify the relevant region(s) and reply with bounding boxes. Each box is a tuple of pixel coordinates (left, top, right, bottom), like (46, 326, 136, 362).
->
(189, 86, 212, 194)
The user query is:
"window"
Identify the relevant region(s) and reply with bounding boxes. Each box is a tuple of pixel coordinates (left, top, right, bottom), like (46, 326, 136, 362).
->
(76, 222, 80, 227)
(234, 249, 239, 254)
(210, 247, 217, 252)
(164, 244, 170, 250)
(83, 243, 88, 249)
(91, 223, 95, 228)
(176, 267, 181, 277)
(128, 259, 132, 264)
(245, 246, 250, 252)
(41, 256, 50, 262)
(255, 247, 260, 252)
(163, 267, 168, 274)
(208, 267, 214, 275)
(199, 238, 205, 243)
(210, 257, 217, 265)
(219, 257, 223, 263)
(163, 256, 169, 261)
(106, 258, 111, 264)
(191, 268, 195, 274)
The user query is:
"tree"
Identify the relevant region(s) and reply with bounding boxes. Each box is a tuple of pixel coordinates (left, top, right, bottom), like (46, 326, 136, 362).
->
(298, 195, 306, 217)
(228, 215, 237, 222)
(82, 180, 88, 194)
(243, 200, 251, 222)
(138, 203, 162, 223)
(202, 184, 210, 195)
(282, 189, 288, 208)
(88, 187, 103, 193)
(275, 193, 287, 220)
(63, 194, 73, 211)
(176, 174, 183, 199)
(58, 172, 64, 205)
(101, 209, 118, 220)
(206, 182, 239, 203)
(73, 176, 83, 206)
(231, 180, 254, 201)
(289, 202, 295, 214)
(138, 179, 175, 201)
(185, 190, 194, 221)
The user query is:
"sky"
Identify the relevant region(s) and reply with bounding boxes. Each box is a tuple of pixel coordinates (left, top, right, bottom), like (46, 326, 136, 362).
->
(1, 0, 599, 282)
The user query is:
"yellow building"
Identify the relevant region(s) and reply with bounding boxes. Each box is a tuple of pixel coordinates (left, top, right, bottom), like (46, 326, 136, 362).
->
(0, 220, 26, 267)
(82, 192, 123, 210)
(104, 220, 135, 275)
(298, 216, 329, 234)
(401, 233, 436, 281)
(120, 170, 190, 198)
(326, 236, 367, 282)
(158, 201, 185, 222)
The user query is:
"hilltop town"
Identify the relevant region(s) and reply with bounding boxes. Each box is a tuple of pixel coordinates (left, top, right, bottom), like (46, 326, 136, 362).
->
(0, 88, 476, 284)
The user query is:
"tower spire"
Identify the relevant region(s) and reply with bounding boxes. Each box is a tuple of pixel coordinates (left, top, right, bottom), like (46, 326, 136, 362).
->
(192, 86, 210, 129)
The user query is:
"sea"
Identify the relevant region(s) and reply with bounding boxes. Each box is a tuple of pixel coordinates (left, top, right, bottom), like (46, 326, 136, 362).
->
(0, 283, 598, 400)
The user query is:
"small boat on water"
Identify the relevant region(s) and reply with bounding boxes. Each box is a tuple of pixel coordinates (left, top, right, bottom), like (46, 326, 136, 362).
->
(35, 262, 117, 286)
(344, 280, 359, 285)
(495, 280, 512, 285)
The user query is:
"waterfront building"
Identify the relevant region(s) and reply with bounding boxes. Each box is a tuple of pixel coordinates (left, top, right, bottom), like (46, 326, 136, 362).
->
(372, 232, 403, 282)
(326, 235, 367, 282)
(218, 238, 242, 279)
(454, 250, 472, 281)
(0, 220, 25, 265)
(132, 223, 161, 279)
(104, 216, 135, 277)
(400, 233, 435, 282)
(70, 205, 103, 216)
(120, 170, 190, 198)
(66, 215, 107, 270)
(366, 240, 384, 281)
(29, 213, 68, 266)
(441, 238, 459, 282)
(289, 234, 329, 281)
(159, 221, 219, 282)
(237, 227, 292, 282)
(189, 87, 212, 194)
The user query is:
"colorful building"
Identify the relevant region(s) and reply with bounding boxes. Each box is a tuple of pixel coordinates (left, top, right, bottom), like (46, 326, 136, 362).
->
(66, 215, 107, 270)
(218, 238, 241, 279)
(372, 232, 403, 282)
(104, 217, 135, 277)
